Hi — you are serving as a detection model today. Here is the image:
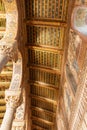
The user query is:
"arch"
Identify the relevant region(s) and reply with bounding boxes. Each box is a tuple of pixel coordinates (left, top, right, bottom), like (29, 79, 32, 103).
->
(0, 51, 23, 130)
(0, 0, 18, 72)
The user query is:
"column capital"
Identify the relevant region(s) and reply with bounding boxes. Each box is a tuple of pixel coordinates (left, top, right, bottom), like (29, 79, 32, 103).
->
(0, 41, 18, 62)
(5, 90, 22, 109)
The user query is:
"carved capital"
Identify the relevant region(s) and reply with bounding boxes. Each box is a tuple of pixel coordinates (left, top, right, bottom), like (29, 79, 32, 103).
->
(0, 42, 18, 62)
(5, 90, 22, 109)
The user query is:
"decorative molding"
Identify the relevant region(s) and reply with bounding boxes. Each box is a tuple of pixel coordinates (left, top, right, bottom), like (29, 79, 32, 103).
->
(67, 29, 82, 83)
(12, 90, 26, 130)
(69, 51, 87, 130)
(15, 102, 25, 120)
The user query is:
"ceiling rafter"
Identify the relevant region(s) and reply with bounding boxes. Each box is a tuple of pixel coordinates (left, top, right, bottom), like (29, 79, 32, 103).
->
(29, 81, 59, 90)
(31, 106, 56, 116)
(30, 82, 58, 91)
(28, 46, 64, 53)
(29, 66, 61, 75)
(31, 124, 45, 130)
(26, 20, 67, 27)
(30, 94, 57, 105)
(31, 116, 55, 126)
(0, 71, 12, 76)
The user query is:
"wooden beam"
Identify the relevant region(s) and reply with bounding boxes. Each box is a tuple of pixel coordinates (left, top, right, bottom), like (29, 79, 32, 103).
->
(0, 106, 6, 111)
(29, 65, 61, 75)
(0, 99, 5, 104)
(31, 106, 56, 116)
(0, 71, 12, 76)
(0, 113, 4, 118)
(0, 119, 3, 124)
(6, 62, 13, 66)
(27, 45, 63, 54)
(30, 82, 59, 90)
(0, 91, 5, 96)
(29, 81, 59, 90)
(30, 94, 57, 105)
(26, 20, 67, 27)
(0, 27, 5, 31)
(26, 44, 64, 51)
(32, 124, 45, 130)
(0, 82, 10, 86)
(31, 116, 54, 126)
(0, 13, 6, 18)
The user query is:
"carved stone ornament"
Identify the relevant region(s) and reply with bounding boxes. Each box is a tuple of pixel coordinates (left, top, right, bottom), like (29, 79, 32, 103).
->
(0, 42, 18, 62)
(69, 52, 87, 130)
(15, 103, 25, 120)
(5, 90, 22, 109)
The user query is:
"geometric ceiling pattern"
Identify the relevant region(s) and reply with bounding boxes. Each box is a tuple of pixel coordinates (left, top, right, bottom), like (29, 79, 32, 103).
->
(25, 0, 69, 129)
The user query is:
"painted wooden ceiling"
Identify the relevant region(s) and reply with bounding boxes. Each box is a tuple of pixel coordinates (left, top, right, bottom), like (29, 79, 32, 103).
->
(25, 0, 69, 130)
(0, 0, 70, 129)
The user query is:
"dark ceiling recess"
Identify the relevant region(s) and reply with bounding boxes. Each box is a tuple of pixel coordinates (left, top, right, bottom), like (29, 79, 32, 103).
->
(25, 0, 69, 129)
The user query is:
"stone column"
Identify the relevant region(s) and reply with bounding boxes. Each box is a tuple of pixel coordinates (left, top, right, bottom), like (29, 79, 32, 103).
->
(0, 90, 22, 130)
(0, 53, 9, 72)
(0, 43, 18, 72)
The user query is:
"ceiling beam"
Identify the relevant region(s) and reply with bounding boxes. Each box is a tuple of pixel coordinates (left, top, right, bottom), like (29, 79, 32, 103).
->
(29, 65, 61, 75)
(0, 99, 5, 104)
(31, 116, 54, 126)
(31, 106, 56, 116)
(0, 13, 6, 18)
(30, 82, 58, 91)
(0, 71, 12, 76)
(26, 44, 64, 51)
(0, 91, 5, 96)
(32, 124, 45, 130)
(30, 94, 57, 105)
(29, 81, 59, 90)
(26, 20, 67, 27)
(0, 82, 10, 87)
(27, 45, 63, 54)
(29, 65, 61, 74)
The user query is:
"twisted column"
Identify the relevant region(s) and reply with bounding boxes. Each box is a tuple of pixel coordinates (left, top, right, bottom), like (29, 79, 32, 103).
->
(0, 90, 22, 130)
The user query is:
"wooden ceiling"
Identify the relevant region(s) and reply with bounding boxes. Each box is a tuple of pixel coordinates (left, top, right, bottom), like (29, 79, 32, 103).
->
(0, 62, 13, 124)
(24, 0, 69, 130)
(0, 0, 5, 39)
(0, 0, 6, 124)
(0, 0, 70, 129)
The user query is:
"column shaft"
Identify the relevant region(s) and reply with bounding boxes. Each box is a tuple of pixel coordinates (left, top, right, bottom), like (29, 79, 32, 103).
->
(1, 107, 15, 130)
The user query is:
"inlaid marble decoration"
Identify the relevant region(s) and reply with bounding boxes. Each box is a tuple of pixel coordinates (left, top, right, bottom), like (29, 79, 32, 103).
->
(74, 7, 87, 35)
